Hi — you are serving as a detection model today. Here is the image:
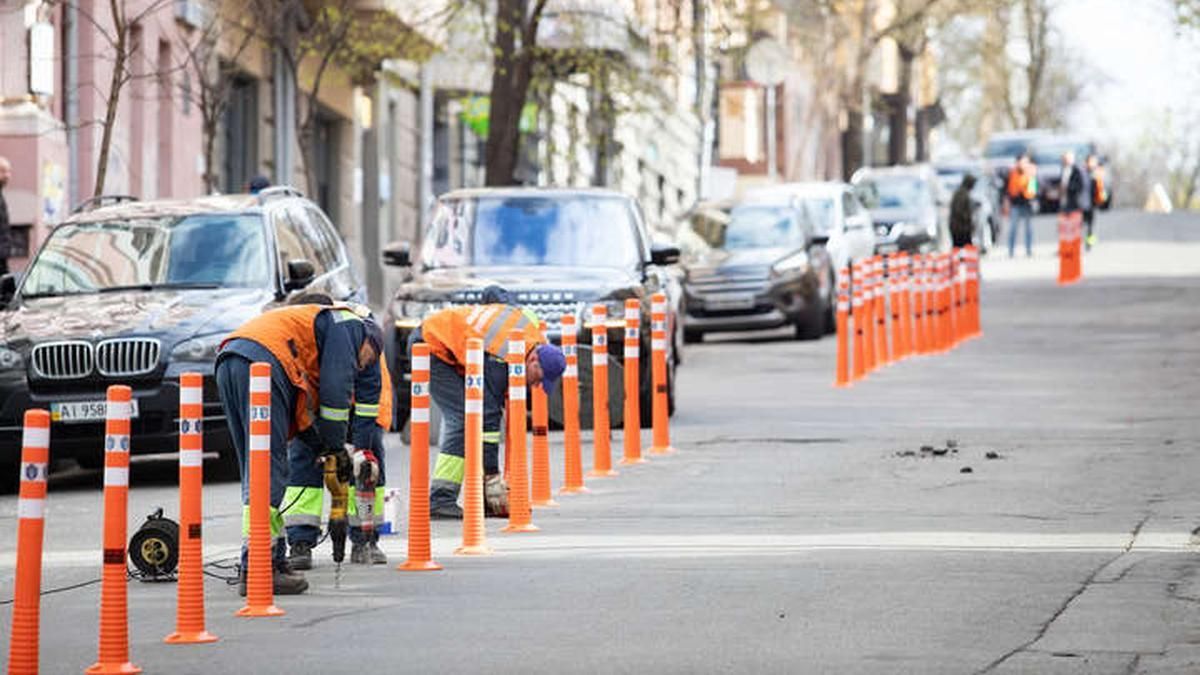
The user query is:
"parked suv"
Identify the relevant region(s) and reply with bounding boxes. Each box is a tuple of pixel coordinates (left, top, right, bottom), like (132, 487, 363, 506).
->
(382, 187, 681, 431)
(851, 165, 948, 253)
(681, 192, 838, 342)
(0, 189, 366, 486)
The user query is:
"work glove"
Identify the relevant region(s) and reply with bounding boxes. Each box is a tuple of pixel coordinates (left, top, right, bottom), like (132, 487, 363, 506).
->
(351, 448, 380, 488)
(484, 473, 509, 518)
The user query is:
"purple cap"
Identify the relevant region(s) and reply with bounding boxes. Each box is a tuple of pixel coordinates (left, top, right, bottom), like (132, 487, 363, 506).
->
(535, 344, 566, 394)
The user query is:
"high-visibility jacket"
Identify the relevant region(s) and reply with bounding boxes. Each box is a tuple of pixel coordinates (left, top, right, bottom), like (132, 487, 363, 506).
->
(222, 304, 381, 449)
(422, 304, 545, 369)
(1007, 166, 1038, 201)
(1092, 170, 1107, 205)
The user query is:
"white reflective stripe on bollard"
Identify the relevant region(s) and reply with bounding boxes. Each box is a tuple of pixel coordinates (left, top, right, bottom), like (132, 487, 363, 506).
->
(465, 399, 483, 414)
(412, 355, 430, 371)
(17, 498, 45, 519)
(181, 388, 203, 405)
(411, 408, 430, 423)
(248, 434, 270, 451)
(249, 376, 270, 393)
(22, 426, 50, 448)
(104, 466, 130, 487)
(180, 450, 204, 467)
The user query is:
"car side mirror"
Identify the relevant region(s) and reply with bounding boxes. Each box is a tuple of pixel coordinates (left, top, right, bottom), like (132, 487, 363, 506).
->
(809, 233, 830, 246)
(285, 259, 316, 291)
(382, 240, 412, 267)
(0, 274, 16, 305)
(650, 243, 681, 266)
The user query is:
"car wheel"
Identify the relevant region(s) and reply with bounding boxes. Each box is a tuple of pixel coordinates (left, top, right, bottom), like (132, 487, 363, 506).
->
(823, 271, 837, 334)
(683, 329, 703, 344)
(794, 301, 825, 341)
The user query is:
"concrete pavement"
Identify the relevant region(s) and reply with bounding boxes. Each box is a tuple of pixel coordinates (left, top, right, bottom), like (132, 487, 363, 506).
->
(3, 210, 1200, 673)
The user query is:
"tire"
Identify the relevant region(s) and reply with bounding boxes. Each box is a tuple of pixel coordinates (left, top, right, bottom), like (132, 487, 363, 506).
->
(823, 271, 837, 335)
(794, 305, 825, 341)
(683, 329, 703, 344)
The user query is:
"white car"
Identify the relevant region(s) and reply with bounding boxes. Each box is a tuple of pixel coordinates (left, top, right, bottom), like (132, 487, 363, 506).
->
(744, 182, 876, 274)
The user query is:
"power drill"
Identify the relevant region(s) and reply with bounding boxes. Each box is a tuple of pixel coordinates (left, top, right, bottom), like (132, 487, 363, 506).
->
(323, 451, 353, 563)
(351, 447, 380, 540)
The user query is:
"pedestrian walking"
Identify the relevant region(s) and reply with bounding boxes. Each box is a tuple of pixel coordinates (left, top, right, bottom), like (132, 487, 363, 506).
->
(215, 302, 386, 595)
(1060, 151, 1090, 217)
(1005, 153, 1038, 257)
(949, 173, 977, 249)
(1083, 154, 1107, 250)
(0, 156, 11, 274)
(412, 298, 565, 520)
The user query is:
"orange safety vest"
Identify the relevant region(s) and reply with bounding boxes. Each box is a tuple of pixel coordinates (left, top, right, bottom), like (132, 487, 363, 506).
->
(1093, 172, 1107, 205)
(422, 304, 544, 369)
(223, 304, 378, 435)
(1007, 167, 1037, 200)
(374, 359, 393, 429)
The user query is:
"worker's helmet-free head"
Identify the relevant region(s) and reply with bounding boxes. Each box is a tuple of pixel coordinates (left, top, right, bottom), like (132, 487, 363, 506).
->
(535, 344, 566, 394)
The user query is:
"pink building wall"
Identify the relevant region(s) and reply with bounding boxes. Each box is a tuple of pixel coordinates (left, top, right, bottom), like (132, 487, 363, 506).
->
(0, 0, 205, 272)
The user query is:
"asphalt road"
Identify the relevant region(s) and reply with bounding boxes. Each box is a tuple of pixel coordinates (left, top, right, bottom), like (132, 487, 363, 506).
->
(3, 209, 1200, 674)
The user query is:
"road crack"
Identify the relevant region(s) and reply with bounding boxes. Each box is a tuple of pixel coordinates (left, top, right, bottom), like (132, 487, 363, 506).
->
(974, 514, 1151, 674)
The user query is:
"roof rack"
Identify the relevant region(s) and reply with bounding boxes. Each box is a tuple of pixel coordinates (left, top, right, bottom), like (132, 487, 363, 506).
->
(256, 185, 305, 204)
(71, 194, 139, 214)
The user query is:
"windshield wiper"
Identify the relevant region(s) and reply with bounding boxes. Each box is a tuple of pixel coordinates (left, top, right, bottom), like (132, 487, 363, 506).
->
(97, 282, 224, 293)
(20, 290, 84, 299)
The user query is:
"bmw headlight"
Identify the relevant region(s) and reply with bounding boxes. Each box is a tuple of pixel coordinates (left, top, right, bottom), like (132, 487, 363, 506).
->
(771, 251, 810, 277)
(0, 345, 23, 369)
(170, 333, 225, 361)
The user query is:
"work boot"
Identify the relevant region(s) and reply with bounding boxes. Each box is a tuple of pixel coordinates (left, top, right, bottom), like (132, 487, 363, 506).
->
(430, 502, 463, 520)
(350, 541, 388, 565)
(484, 473, 508, 518)
(237, 560, 309, 596)
(287, 541, 314, 571)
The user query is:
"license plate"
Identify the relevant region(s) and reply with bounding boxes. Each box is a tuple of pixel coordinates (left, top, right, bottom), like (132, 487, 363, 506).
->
(705, 293, 755, 311)
(51, 399, 140, 424)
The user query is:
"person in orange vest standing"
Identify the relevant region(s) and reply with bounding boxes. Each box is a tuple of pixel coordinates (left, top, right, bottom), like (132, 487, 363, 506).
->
(215, 301, 386, 595)
(414, 291, 565, 520)
(1005, 153, 1038, 258)
(1084, 154, 1107, 250)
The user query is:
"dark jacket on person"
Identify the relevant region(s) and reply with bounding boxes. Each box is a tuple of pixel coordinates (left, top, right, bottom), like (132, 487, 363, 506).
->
(1061, 164, 1091, 213)
(949, 176, 976, 248)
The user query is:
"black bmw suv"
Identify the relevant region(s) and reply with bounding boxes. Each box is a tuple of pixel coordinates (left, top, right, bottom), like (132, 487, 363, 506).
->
(0, 189, 365, 486)
(382, 187, 681, 431)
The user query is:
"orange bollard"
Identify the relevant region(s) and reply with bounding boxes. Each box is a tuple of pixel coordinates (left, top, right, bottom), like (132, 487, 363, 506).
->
(87, 385, 142, 674)
(851, 262, 868, 381)
(956, 248, 969, 344)
(945, 253, 957, 349)
(456, 338, 493, 554)
(887, 255, 904, 362)
(861, 259, 877, 373)
(914, 255, 926, 353)
(558, 314, 589, 492)
(948, 251, 961, 348)
(587, 304, 617, 478)
(1072, 214, 1084, 282)
(164, 374, 218, 644)
(875, 255, 890, 365)
(895, 252, 911, 359)
(7, 409, 51, 674)
(923, 255, 938, 353)
(530, 383, 557, 507)
(398, 343, 442, 571)
(966, 246, 982, 337)
(834, 267, 851, 387)
(1057, 212, 1073, 285)
(939, 253, 953, 352)
(648, 293, 676, 454)
(502, 332, 538, 532)
(235, 364, 284, 619)
(620, 299, 646, 465)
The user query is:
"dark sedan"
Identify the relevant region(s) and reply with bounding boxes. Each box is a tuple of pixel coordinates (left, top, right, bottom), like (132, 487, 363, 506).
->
(682, 200, 834, 342)
(0, 190, 365, 486)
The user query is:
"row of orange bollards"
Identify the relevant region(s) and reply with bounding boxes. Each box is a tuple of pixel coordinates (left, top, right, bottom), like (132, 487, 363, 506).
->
(835, 247, 982, 387)
(398, 294, 676, 566)
(6, 293, 679, 672)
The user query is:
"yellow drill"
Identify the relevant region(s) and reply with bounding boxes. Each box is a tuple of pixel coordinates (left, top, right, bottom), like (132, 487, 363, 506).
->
(323, 452, 351, 563)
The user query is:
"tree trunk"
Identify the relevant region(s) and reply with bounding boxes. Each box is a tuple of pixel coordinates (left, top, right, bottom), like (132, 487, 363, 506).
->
(843, 107, 864, 181)
(888, 47, 914, 166)
(93, 0, 127, 197)
(484, 0, 542, 186)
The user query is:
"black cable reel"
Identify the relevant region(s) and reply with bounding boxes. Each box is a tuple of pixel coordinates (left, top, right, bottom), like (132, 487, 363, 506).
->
(128, 508, 179, 581)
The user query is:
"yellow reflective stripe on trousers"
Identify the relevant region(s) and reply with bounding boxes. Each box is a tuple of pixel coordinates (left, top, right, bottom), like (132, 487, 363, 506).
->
(482, 431, 502, 444)
(242, 505, 285, 540)
(354, 402, 380, 417)
(281, 486, 324, 527)
(320, 405, 350, 421)
(432, 452, 465, 484)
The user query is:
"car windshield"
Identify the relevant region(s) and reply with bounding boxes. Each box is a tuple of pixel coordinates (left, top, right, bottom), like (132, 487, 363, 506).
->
(796, 198, 835, 234)
(421, 194, 642, 269)
(985, 138, 1035, 158)
(1032, 142, 1092, 167)
(724, 205, 804, 249)
(855, 177, 931, 210)
(21, 214, 270, 297)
